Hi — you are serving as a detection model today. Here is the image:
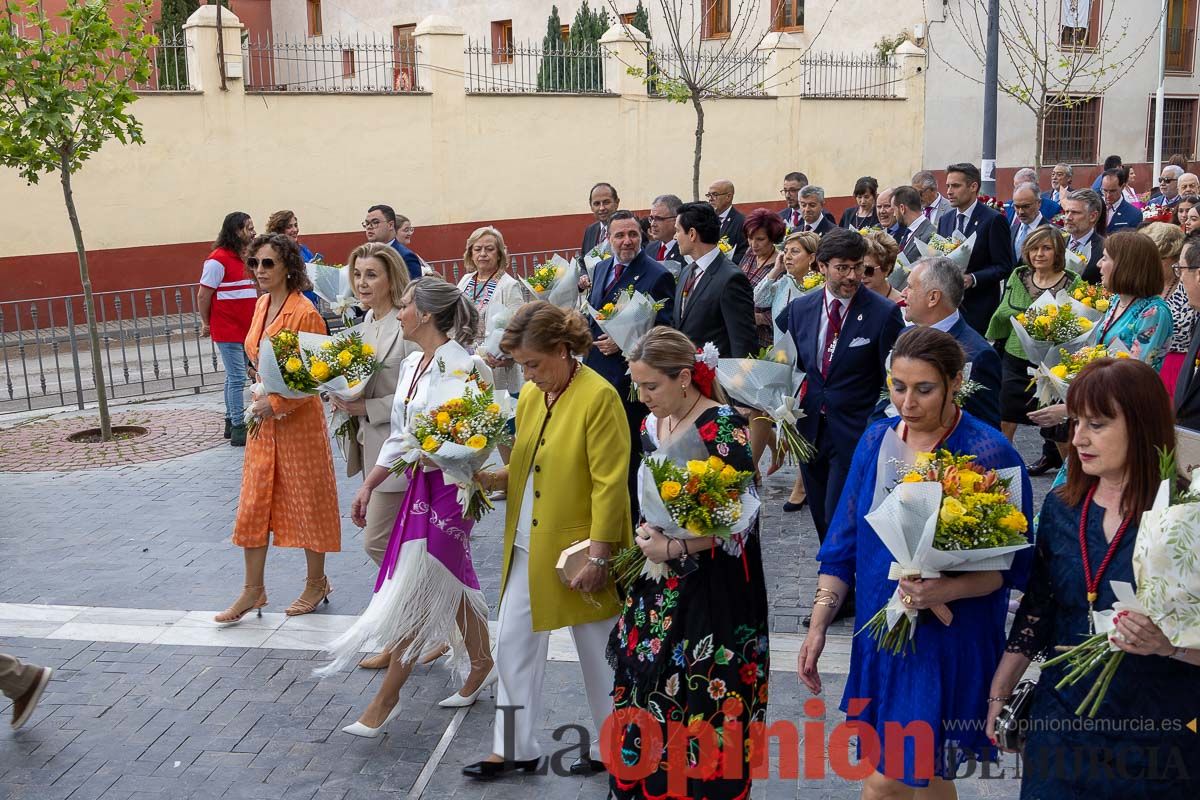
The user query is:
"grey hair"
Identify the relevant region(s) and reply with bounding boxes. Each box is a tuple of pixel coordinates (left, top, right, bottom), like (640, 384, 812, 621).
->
(1013, 182, 1041, 200)
(799, 185, 825, 203)
(911, 170, 938, 190)
(1067, 188, 1104, 218)
(1164, 165, 1185, 180)
(1013, 167, 1038, 186)
(652, 194, 683, 215)
(1182, 171, 1198, 184)
(407, 276, 481, 348)
(1054, 163, 1073, 178)
(914, 256, 965, 310)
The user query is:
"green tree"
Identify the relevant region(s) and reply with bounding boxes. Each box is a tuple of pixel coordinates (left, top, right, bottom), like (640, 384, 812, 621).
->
(0, 0, 157, 441)
(629, 0, 650, 37)
(536, 5, 565, 92)
(567, 0, 609, 92)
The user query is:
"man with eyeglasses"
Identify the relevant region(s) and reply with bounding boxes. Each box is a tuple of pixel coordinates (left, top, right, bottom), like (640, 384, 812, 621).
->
(778, 171, 808, 229)
(1010, 183, 1048, 263)
(1174, 233, 1200, 430)
(1003, 167, 1060, 227)
(363, 204, 422, 280)
(705, 179, 748, 264)
(642, 193, 687, 276)
(1159, 165, 1185, 207)
(911, 170, 952, 227)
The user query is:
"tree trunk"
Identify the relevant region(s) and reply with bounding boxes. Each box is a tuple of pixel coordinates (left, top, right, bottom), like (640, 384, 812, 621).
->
(1033, 106, 1045, 172)
(60, 147, 113, 442)
(690, 93, 705, 202)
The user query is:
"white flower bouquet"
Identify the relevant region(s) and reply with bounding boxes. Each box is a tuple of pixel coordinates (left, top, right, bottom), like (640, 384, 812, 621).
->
(915, 230, 976, 271)
(521, 254, 581, 309)
(716, 335, 815, 464)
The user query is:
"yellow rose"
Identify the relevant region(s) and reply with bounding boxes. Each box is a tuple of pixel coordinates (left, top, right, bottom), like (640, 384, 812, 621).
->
(660, 480, 682, 501)
(347, 378, 360, 388)
(686, 520, 706, 535)
(901, 472, 925, 483)
(445, 398, 465, 410)
(422, 436, 440, 452)
(1078, 317, 1093, 331)
(534, 285, 546, 293)
(486, 403, 500, 414)
(687, 460, 709, 476)
(707, 455, 725, 472)
(914, 452, 934, 469)
(465, 434, 487, 449)
(1081, 297, 1094, 308)
(602, 303, 616, 314)
(1034, 315, 1052, 328)
(939, 496, 966, 525)
(719, 465, 738, 481)
(1073, 288, 1084, 300)
(285, 356, 303, 374)
(338, 350, 353, 367)
(321, 341, 335, 351)
(1016, 313, 1027, 325)
(775, 351, 788, 363)
(309, 360, 331, 381)
(1046, 305, 1058, 317)
(1050, 364, 1069, 379)
(361, 343, 375, 356)
(957, 470, 983, 491)
(999, 508, 1028, 533)
(436, 411, 452, 430)
(1095, 298, 1110, 312)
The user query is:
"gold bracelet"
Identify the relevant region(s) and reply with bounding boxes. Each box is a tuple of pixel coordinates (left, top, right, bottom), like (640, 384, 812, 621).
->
(813, 588, 840, 608)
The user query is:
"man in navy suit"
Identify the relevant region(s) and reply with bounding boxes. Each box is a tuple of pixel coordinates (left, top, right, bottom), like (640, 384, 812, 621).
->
(779, 171, 808, 229)
(777, 228, 905, 546)
(901, 257, 1001, 429)
(643, 194, 687, 277)
(797, 186, 837, 235)
(1009, 183, 1049, 264)
(1060, 189, 1105, 284)
(707, 179, 748, 264)
(364, 204, 422, 279)
(584, 210, 675, 522)
(1100, 168, 1145, 232)
(1004, 168, 1060, 226)
(937, 163, 1015, 334)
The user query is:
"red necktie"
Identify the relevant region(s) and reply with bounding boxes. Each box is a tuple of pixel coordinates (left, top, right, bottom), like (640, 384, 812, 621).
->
(657, 242, 667, 260)
(821, 300, 843, 378)
(604, 262, 624, 294)
(792, 209, 800, 227)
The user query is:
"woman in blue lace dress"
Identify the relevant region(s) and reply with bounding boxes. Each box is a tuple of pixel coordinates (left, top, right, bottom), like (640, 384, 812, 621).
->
(608, 328, 769, 800)
(987, 358, 1200, 799)
(798, 327, 1034, 795)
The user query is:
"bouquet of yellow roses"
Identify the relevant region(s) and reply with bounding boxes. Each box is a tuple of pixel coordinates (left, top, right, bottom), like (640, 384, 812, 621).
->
(393, 365, 511, 520)
(611, 426, 760, 589)
(860, 430, 1030, 655)
(245, 329, 322, 437)
(916, 231, 976, 271)
(297, 327, 382, 458)
(521, 254, 581, 309)
(1069, 282, 1112, 317)
(1010, 289, 1098, 364)
(1027, 342, 1131, 406)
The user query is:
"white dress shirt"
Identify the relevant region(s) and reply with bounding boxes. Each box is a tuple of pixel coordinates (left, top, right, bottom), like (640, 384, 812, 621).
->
(930, 309, 962, 334)
(954, 200, 978, 233)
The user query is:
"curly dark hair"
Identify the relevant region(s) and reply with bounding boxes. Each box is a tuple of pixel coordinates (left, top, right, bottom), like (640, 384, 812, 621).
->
(247, 233, 312, 293)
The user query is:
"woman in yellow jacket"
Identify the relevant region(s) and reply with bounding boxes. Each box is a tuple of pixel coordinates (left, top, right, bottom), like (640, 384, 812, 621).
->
(465, 302, 633, 780)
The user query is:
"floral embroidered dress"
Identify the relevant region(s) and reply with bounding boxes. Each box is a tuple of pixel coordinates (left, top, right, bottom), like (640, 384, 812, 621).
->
(1095, 294, 1173, 371)
(608, 406, 769, 800)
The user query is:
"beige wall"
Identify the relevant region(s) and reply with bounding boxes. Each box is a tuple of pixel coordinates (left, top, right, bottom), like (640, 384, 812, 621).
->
(0, 8, 926, 262)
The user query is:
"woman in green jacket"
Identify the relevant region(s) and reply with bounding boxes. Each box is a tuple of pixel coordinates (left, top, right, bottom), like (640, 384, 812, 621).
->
(465, 301, 633, 780)
(985, 226, 1079, 443)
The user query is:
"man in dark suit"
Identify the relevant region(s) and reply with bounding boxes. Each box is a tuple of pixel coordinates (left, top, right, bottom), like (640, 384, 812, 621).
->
(892, 185, 935, 264)
(1043, 163, 1073, 206)
(364, 204, 422, 279)
(1060, 189, 1105, 283)
(1004, 167, 1060, 225)
(779, 171, 809, 229)
(643, 194, 687, 277)
(778, 228, 905, 543)
(584, 210, 675, 522)
(706, 179, 748, 264)
(671, 202, 757, 358)
(1100, 168, 1145, 232)
(580, 182, 619, 257)
(797, 185, 837, 235)
(936, 163, 1015, 334)
(1009, 183, 1049, 263)
(1175, 234, 1200, 430)
(901, 257, 1001, 428)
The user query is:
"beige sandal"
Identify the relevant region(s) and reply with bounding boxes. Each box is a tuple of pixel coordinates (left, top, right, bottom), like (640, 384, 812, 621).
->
(285, 576, 332, 617)
(214, 585, 268, 626)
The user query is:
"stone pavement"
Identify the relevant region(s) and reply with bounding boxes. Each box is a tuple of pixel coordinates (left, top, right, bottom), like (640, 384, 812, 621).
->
(0, 393, 1051, 799)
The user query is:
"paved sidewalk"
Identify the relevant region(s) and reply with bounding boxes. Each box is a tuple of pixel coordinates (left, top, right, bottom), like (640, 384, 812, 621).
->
(1, 394, 1048, 799)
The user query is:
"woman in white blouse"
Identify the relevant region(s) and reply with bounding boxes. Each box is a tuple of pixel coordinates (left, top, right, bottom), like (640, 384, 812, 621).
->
(456, 226, 530, 499)
(318, 279, 496, 734)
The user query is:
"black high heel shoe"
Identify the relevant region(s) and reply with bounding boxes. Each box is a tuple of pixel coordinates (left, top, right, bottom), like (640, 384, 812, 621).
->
(462, 757, 541, 781)
(783, 499, 807, 513)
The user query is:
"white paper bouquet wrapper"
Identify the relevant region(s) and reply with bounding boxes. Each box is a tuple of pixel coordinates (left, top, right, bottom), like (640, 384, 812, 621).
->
(1027, 339, 1131, 407)
(296, 325, 375, 457)
(306, 262, 359, 320)
(753, 275, 805, 329)
(256, 334, 318, 400)
(586, 290, 660, 354)
(583, 243, 613, 277)
(1131, 479, 1200, 649)
(863, 428, 1031, 638)
(915, 230, 976, 271)
(890, 252, 915, 290)
(636, 427, 761, 581)
(1009, 289, 1099, 365)
(522, 254, 581, 309)
(479, 307, 513, 359)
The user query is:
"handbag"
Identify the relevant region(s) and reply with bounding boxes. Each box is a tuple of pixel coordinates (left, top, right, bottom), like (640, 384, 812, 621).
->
(992, 679, 1036, 752)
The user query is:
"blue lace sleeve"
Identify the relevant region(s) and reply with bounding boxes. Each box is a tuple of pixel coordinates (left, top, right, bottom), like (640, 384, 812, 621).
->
(1006, 493, 1061, 660)
(817, 419, 893, 585)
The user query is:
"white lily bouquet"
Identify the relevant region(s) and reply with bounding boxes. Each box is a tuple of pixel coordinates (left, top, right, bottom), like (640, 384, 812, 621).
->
(306, 260, 360, 324)
(294, 326, 381, 459)
(1009, 289, 1098, 365)
(521, 254, 582, 309)
(1026, 341, 1131, 407)
(915, 230, 976, 271)
(860, 428, 1030, 655)
(1041, 450, 1200, 717)
(716, 335, 816, 464)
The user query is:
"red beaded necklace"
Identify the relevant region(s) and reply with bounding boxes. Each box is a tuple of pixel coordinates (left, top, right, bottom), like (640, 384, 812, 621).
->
(1078, 483, 1133, 632)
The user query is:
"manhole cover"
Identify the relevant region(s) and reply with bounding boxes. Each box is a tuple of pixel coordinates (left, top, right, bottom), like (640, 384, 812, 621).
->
(66, 425, 150, 444)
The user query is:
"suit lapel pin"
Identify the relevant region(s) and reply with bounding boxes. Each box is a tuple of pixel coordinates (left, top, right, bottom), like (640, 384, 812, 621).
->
(857, 314, 863, 321)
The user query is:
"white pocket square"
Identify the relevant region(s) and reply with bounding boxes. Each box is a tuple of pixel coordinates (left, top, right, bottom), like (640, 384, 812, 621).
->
(849, 337, 871, 348)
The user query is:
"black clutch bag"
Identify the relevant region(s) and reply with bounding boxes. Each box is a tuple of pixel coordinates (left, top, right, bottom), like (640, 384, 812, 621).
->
(993, 679, 1036, 752)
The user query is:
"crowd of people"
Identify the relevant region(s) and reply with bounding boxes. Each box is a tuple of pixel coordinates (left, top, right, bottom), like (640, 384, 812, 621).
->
(7, 158, 1200, 800)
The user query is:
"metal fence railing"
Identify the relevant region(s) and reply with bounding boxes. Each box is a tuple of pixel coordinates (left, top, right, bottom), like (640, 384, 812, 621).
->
(796, 52, 901, 99)
(1, 249, 578, 413)
(463, 39, 610, 94)
(647, 47, 768, 98)
(133, 28, 193, 91)
(242, 33, 423, 93)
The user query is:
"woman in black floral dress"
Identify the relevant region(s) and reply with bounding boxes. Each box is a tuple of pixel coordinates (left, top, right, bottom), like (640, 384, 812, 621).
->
(609, 327, 769, 800)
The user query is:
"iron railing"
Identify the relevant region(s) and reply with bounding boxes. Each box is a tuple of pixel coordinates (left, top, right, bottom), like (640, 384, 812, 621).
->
(242, 33, 423, 93)
(1, 249, 579, 413)
(464, 38, 610, 94)
(647, 46, 768, 98)
(796, 52, 901, 99)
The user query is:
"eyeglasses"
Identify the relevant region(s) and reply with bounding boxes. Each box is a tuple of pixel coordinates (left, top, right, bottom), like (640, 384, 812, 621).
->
(362, 219, 386, 229)
(704, 191, 731, 199)
(648, 214, 675, 222)
(863, 265, 876, 277)
(827, 262, 866, 276)
(1013, 203, 1038, 211)
(1173, 264, 1200, 278)
(780, 187, 800, 195)
(246, 257, 276, 268)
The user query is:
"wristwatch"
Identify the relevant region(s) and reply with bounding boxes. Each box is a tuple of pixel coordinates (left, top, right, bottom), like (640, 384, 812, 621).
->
(587, 556, 608, 568)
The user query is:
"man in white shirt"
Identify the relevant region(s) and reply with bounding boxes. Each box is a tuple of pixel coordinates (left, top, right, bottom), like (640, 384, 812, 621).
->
(912, 170, 952, 226)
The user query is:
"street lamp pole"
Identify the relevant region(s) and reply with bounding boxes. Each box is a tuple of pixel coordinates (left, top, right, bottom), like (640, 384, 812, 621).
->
(1152, 0, 1168, 182)
(981, 0, 1000, 196)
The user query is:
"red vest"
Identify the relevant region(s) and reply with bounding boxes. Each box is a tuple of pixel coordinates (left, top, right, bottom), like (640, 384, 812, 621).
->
(205, 247, 257, 343)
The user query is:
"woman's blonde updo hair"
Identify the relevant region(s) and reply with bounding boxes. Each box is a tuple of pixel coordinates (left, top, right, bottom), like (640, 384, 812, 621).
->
(406, 277, 481, 348)
(500, 301, 592, 357)
(627, 326, 728, 403)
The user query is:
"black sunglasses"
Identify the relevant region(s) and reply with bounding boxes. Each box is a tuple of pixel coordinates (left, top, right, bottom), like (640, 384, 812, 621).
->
(863, 265, 876, 277)
(246, 257, 276, 268)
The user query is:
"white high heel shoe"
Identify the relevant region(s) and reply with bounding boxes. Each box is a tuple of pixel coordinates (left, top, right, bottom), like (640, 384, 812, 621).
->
(341, 701, 403, 738)
(437, 664, 498, 708)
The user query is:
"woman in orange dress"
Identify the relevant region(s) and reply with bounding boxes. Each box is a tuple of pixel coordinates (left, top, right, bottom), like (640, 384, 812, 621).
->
(215, 233, 342, 623)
